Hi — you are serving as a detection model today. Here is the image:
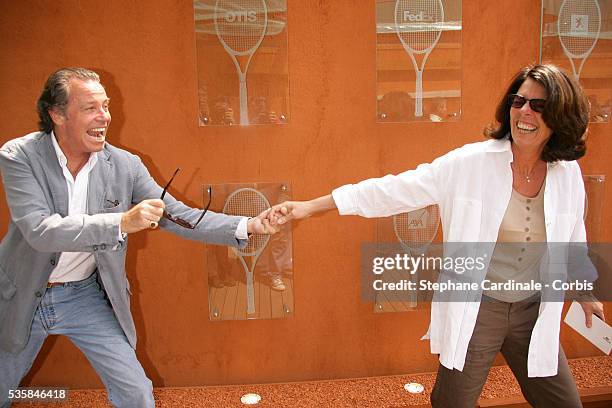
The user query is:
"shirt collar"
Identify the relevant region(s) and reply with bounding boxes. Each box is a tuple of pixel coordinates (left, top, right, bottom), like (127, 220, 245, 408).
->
(483, 136, 566, 168)
(51, 131, 98, 172)
(483, 137, 512, 153)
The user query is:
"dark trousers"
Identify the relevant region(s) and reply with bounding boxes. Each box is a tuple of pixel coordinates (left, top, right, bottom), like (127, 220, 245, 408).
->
(431, 296, 582, 408)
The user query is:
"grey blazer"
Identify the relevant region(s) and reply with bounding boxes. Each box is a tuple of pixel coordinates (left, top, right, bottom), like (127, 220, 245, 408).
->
(0, 132, 245, 353)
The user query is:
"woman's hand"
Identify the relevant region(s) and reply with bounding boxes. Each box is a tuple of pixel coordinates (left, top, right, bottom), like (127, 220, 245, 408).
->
(578, 299, 605, 328)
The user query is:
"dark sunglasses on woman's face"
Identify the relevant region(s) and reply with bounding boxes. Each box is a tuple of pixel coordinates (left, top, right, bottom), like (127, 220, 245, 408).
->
(508, 94, 547, 113)
(160, 168, 211, 229)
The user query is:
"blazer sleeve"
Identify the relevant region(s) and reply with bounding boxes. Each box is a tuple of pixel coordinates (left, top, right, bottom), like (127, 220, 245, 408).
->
(127, 153, 247, 247)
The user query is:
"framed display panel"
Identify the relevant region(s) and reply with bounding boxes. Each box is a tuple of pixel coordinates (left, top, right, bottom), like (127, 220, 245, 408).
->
(205, 182, 293, 320)
(583, 174, 605, 242)
(581, 175, 608, 301)
(541, 0, 612, 122)
(373, 205, 442, 313)
(194, 0, 289, 126)
(376, 0, 462, 122)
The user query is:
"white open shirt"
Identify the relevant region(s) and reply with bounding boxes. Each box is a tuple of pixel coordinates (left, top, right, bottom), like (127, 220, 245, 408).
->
(332, 138, 587, 377)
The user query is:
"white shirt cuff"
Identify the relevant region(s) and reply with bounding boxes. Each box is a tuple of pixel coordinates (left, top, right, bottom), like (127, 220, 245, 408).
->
(235, 217, 250, 239)
(113, 222, 127, 250)
(331, 185, 354, 215)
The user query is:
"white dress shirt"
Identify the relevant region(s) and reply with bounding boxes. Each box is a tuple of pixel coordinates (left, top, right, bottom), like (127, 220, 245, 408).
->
(332, 138, 587, 377)
(48, 132, 99, 282)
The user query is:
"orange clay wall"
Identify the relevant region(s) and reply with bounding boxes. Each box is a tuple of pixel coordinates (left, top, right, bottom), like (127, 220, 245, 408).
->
(0, 0, 610, 389)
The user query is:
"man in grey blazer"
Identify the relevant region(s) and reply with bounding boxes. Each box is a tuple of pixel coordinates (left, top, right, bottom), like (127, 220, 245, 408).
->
(0, 68, 278, 408)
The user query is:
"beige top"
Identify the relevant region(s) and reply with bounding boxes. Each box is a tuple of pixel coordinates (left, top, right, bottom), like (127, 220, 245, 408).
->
(484, 187, 547, 302)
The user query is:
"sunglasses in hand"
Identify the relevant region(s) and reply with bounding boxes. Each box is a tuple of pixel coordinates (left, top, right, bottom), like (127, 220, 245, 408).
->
(160, 168, 211, 229)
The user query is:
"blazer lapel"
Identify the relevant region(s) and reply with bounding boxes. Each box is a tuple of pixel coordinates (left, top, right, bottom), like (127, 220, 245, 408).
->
(35, 134, 69, 217)
(88, 147, 111, 214)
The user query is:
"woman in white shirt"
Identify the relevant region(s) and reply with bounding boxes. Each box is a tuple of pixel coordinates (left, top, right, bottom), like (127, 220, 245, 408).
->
(267, 64, 605, 407)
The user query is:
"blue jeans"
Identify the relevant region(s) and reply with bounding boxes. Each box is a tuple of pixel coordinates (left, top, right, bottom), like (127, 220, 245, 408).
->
(0, 273, 154, 408)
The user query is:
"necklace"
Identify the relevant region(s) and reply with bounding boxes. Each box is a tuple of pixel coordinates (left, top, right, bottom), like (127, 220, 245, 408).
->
(512, 162, 538, 183)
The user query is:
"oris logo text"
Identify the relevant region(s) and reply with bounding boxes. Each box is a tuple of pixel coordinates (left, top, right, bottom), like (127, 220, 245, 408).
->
(403, 11, 434, 22)
(224, 10, 257, 23)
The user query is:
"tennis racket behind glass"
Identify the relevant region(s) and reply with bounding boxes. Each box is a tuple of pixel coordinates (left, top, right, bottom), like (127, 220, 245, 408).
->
(393, 204, 440, 258)
(558, 0, 601, 81)
(214, 0, 268, 125)
(223, 188, 271, 314)
(391, 204, 440, 307)
(395, 0, 444, 117)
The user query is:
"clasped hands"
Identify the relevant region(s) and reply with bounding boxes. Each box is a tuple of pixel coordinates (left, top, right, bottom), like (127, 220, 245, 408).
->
(265, 201, 312, 226)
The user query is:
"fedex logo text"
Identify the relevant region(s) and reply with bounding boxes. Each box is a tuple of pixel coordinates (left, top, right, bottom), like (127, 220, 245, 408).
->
(403, 11, 435, 22)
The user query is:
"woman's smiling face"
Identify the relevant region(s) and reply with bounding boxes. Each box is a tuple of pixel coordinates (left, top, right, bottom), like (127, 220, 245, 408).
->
(510, 77, 552, 151)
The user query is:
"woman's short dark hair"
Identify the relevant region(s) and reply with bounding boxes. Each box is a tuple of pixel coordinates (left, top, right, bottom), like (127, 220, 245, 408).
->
(37, 68, 101, 133)
(484, 64, 589, 162)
